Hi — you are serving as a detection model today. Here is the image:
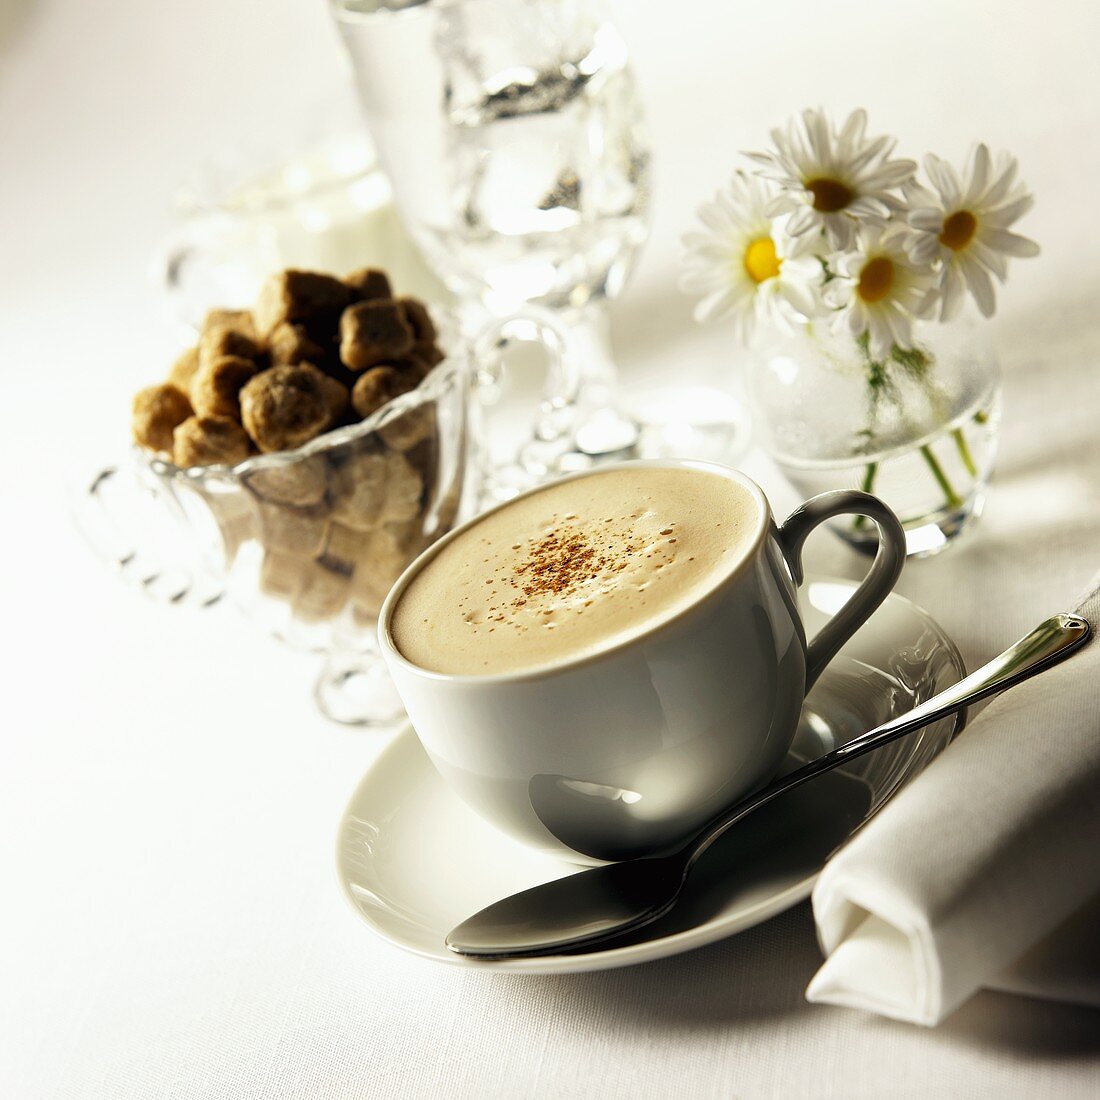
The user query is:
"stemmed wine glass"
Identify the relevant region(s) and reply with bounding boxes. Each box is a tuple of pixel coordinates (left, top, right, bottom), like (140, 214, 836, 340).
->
(331, 0, 653, 480)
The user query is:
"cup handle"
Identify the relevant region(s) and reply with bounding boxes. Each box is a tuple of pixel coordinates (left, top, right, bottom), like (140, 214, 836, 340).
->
(777, 490, 906, 690)
(71, 456, 224, 608)
(471, 308, 582, 498)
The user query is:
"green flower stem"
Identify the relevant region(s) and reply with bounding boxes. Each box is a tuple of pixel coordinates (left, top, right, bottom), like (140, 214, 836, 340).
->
(919, 444, 963, 509)
(952, 427, 978, 478)
(853, 462, 878, 531)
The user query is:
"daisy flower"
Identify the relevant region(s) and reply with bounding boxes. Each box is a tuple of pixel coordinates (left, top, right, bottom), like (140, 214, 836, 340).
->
(823, 224, 935, 358)
(746, 108, 916, 249)
(680, 171, 821, 343)
(905, 144, 1039, 320)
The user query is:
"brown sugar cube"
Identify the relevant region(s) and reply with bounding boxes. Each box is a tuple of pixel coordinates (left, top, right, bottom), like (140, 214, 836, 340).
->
(331, 450, 423, 532)
(172, 415, 251, 468)
(293, 559, 352, 623)
(379, 400, 436, 452)
(349, 525, 414, 619)
(398, 296, 437, 347)
(417, 343, 446, 369)
(339, 300, 414, 371)
(350, 365, 418, 421)
(132, 383, 193, 454)
(400, 436, 437, 482)
(257, 501, 329, 557)
(191, 355, 260, 421)
(318, 372, 349, 424)
(378, 452, 424, 525)
(330, 452, 386, 531)
(268, 322, 326, 367)
(259, 550, 307, 603)
(167, 346, 200, 391)
(240, 364, 339, 453)
(345, 267, 392, 302)
(319, 522, 370, 572)
(198, 323, 263, 371)
(201, 308, 256, 340)
(254, 269, 352, 338)
(245, 455, 328, 508)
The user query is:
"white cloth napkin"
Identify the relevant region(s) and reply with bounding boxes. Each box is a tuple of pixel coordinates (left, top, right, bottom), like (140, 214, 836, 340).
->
(806, 570, 1100, 1026)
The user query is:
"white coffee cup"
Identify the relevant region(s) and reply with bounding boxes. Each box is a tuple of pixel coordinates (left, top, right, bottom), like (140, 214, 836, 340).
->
(379, 460, 905, 864)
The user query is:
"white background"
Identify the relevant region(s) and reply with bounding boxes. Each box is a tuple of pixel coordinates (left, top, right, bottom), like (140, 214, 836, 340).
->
(2, 0, 1100, 1096)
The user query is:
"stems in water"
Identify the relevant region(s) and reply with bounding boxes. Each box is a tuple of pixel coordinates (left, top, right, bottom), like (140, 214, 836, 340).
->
(919, 444, 963, 509)
(853, 462, 878, 531)
(952, 427, 978, 478)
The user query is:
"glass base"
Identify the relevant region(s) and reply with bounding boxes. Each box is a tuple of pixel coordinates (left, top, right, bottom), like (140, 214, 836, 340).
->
(836, 491, 986, 560)
(314, 646, 406, 729)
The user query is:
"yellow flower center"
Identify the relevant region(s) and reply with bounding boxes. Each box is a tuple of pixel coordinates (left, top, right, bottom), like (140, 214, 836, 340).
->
(938, 209, 978, 251)
(857, 256, 895, 303)
(743, 236, 782, 284)
(806, 176, 854, 213)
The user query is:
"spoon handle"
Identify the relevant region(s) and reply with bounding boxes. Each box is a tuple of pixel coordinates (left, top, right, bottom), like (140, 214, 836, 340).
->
(685, 613, 1091, 871)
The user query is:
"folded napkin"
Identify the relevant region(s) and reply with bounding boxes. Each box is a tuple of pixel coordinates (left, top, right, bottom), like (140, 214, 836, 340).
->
(806, 570, 1100, 1026)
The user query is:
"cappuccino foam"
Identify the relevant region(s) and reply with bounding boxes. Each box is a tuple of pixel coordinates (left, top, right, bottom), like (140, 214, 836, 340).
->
(391, 467, 760, 676)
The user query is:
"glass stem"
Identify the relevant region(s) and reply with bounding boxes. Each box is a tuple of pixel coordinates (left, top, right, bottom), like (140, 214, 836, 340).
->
(853, 462, 878, 531)
(919, 444, 963, 509)
(558, 301, 619, 406)
(952, 427, 978, 478)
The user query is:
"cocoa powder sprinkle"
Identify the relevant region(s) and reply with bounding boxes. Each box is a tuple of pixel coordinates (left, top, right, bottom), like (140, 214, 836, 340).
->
(512, 528, 617, 602)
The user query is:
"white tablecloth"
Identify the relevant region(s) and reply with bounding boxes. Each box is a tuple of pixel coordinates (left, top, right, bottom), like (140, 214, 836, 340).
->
(3, 1, 1100, 1096)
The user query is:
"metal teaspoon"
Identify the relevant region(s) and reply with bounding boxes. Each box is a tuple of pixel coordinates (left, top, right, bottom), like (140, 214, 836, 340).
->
(446, 612, 1091, 960)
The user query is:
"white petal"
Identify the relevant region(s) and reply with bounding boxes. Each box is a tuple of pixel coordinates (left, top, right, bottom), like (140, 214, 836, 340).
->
(698, 203, 735, 234)
(694, 286, 741, 323)
(846, 302, 868, 336)
(908, 234, 942, 265)
(845, 133, 892, 175)
(779, 276, 819, 318)
(939, 264, 965, 321)
(903, 180, 938, 208)
(847, 197, 891, 219)
(983, 191, 1034, 227)
(979, 226, 1041, 257)
(765, 192, 800, 218)
(968, 239, 1009, 281)
(838, 108, 868, 149)
(912, 285, 940, 318)
(908, 207, 944, 231)
(963, 143, 992, 205)
(960, 257, 997, 317)
(866, 158, 917, 188)
(924, 153, 961, 208)
(883, 302, 914, 349)
(867, 314, 893, 358)
(785, 205, 819, 236)
(822, 215, 856, 249)
(821, 278, 851, 308)
(978, 153, 1019, 206)
(804, 107, 832, 166)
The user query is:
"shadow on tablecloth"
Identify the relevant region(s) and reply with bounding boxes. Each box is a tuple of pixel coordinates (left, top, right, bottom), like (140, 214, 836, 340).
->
(489, 900, 1100, 1059)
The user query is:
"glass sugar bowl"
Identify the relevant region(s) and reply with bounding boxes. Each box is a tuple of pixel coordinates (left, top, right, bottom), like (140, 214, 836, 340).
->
(76, 309, 576, 728)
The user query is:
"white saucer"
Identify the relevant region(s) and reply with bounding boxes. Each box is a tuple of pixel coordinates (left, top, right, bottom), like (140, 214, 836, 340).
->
(336, 577, 965, 973)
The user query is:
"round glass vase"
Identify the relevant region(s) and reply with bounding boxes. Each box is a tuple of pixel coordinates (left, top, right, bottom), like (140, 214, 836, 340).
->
(747, 317, 1002, 558)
